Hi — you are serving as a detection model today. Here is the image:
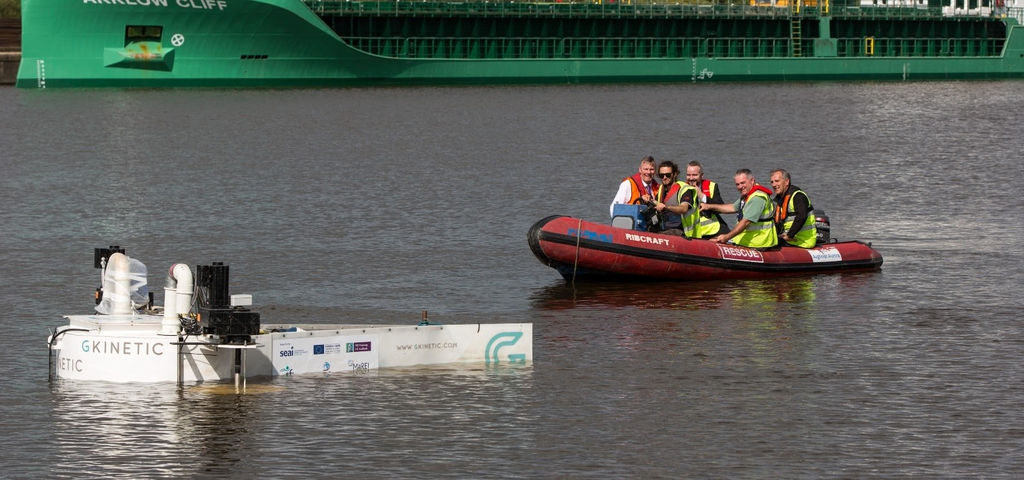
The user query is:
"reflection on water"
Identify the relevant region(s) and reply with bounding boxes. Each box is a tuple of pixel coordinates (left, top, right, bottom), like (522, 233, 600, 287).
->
(532, 272, 886, 371)
(47, 380, 281, 477)
(529, 273, 882, 311)
(48, 382, 192, 477)
(46, 364, 536, 477)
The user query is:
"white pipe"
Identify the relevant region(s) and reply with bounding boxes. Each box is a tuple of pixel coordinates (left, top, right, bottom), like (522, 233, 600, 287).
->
(172, 264, 194, 317)
(162, 285, 178, 334)
(161, 263, 193, 335)
(106, 253, 132, 315)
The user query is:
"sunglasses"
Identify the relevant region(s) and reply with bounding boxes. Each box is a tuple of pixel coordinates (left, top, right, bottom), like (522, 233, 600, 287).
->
(659, 172, 674, 178)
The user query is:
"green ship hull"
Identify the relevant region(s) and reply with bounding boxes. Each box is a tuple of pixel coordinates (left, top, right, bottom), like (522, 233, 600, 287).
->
(16, 0, 1024, 87)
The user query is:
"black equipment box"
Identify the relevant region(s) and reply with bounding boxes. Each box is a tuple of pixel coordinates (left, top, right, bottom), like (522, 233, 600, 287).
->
(94, 245, 126, 268)
(201, 307, 260, 341)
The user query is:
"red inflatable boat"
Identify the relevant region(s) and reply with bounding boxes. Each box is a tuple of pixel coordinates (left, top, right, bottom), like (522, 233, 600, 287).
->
(528, 215, 883, 281)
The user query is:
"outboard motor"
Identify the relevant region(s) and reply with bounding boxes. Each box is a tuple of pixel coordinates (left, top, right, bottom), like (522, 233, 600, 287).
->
(813, 209, 831, 245)
(196, 262, 259, 344)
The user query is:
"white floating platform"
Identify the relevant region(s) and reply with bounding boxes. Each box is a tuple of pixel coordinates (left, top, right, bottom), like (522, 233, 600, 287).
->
(50, 314, 532, 383)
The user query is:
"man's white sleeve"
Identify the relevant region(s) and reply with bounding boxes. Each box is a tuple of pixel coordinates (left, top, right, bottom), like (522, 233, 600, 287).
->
(610, 180, 631, 217)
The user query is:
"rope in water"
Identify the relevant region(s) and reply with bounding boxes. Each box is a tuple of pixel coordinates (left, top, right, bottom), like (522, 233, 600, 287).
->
(571, 218, 583, 285)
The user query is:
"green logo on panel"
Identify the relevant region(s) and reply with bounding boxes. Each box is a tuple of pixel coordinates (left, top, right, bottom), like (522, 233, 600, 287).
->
(485, 332, 526, 364)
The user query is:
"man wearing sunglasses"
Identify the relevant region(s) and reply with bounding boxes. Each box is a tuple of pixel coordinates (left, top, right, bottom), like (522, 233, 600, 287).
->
(652, 161, 699, 237)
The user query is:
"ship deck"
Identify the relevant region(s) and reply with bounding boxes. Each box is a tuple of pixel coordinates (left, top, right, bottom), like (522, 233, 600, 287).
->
(304, 1, 1017, 21)
(305, 1, 1022, 60)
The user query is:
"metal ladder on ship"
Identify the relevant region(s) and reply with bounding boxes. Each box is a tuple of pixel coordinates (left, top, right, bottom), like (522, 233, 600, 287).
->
(790, 1, 802, 57)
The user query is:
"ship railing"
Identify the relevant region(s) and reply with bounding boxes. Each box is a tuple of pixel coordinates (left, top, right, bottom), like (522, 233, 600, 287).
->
(341, 35, 802, 59)
(309, 1, 819, 18)
(342, 34, 1005, 58)
(844, 5, 1019, 19)
(305, 1, 1017, 19)
(833, 6, 941, 18)
(834, 36, 1004, 56)
(1008, 6, 1024, 23)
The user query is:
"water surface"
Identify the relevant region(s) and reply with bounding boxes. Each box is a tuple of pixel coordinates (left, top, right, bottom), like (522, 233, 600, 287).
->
(1, 82, 1022, 478)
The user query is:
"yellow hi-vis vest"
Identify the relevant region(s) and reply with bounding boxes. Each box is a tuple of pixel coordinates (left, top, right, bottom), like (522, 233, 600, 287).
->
(777, 189, 817, 248)
(733, 187, 777, 248)
(658, 181, 700, 237)
(694, 179, 723, 238)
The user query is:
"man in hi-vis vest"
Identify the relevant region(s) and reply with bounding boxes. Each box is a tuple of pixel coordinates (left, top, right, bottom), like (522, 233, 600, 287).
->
(685, 160, 730, 238)
(769, 168, 817, 248)
(699, 169, 777, 249)
(652, 161, 699, 237)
